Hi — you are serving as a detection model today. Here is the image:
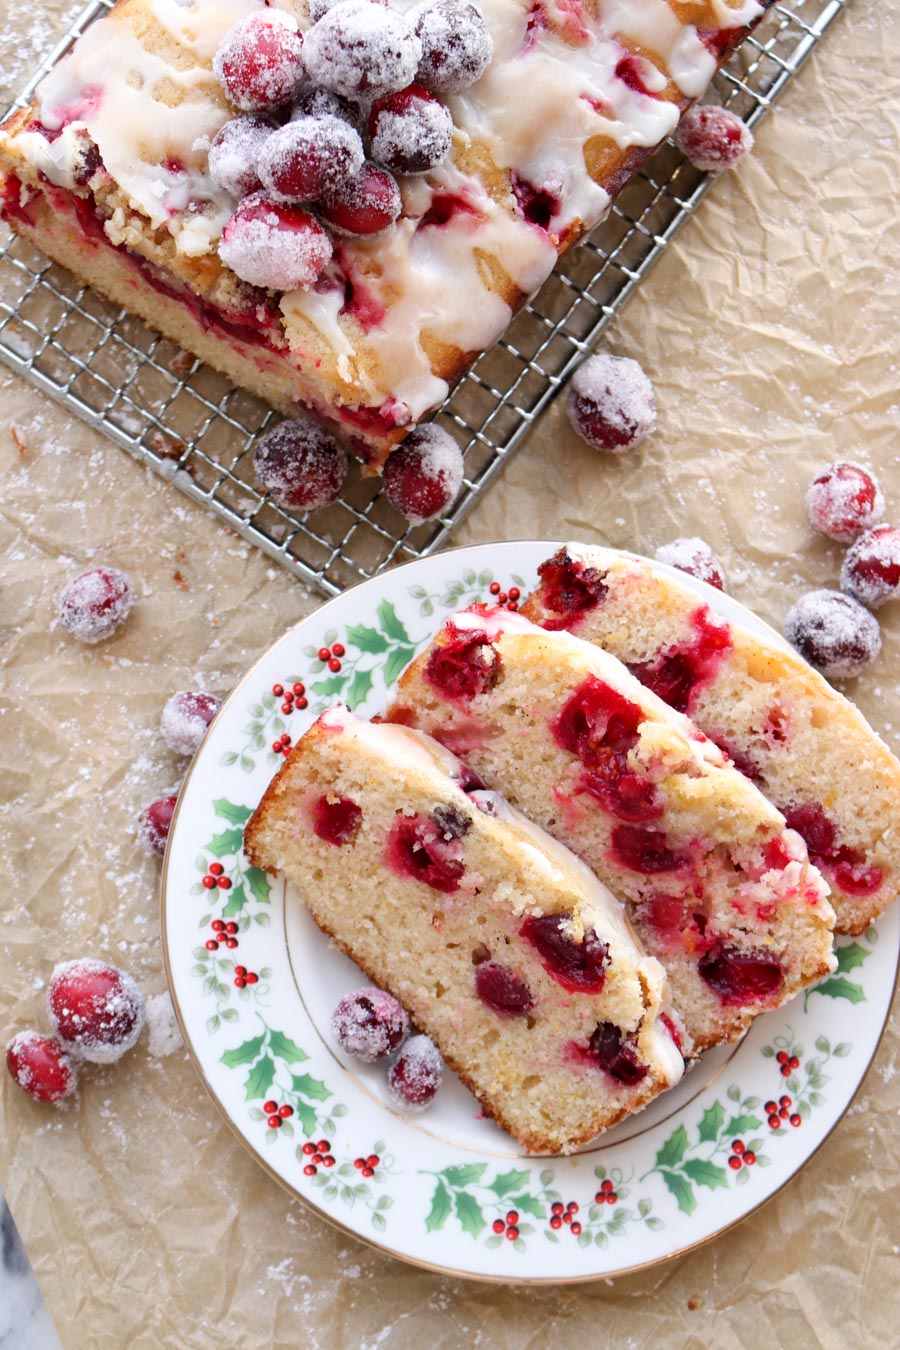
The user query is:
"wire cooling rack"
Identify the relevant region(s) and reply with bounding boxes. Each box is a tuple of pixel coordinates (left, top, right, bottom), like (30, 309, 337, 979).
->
(0, 0, 849, 596)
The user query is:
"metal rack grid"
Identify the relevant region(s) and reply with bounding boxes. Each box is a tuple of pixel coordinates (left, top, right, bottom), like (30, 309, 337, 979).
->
(0, 0, 849, 596)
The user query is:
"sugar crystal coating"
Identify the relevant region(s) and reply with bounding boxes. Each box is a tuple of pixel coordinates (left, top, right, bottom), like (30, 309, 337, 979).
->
(137, 794, 178, 856)
(58, 565, 135, 643)
(219, 192, 332, 290)
(320, 160, 402, 235)
(213, 11, 306, 113)
(208, 116, 274, 200)
(413, 0, 493, 93)
(48, 959, 145, 1065)
(253, 418, 348, 510)
(654, 537, 727, 591)
(674, 104, 753, 172)
(6, 1030, 79, 1104)
(840, 525, 900, 608)
(161, 690, 223, 756)
(784, 589, 881, 680)
(332, 986, 411, 1062)
(806, 461, 885, 543)
(259, 116, 364, 202)
(145, 992, 183, 1059)
(369, 84, 453, 175)
(567, 354, 656, 453)
(292, 85, 364, 134)
(383, 424, 464, 523)
(387, 1033, 443, 1110)
(303, 1, 422, 101)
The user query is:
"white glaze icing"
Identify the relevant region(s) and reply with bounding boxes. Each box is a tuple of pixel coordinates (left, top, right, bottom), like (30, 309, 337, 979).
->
(4, 0, 744, 423)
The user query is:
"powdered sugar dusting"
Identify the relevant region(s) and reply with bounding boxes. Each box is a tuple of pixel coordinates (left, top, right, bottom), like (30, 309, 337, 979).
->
(567, 354, 657, 453)
(806, 461, 885, 543)
(840, 525, 900, 609)
(207, 115, 273, 201)
(219, 193, 333, 290)
(48, 959, 146, 1065)
(58, 565, 135, 643)
(160, 690, 223, 757)
(413, 0, 493, 95)
(145, 991, 183, 1058)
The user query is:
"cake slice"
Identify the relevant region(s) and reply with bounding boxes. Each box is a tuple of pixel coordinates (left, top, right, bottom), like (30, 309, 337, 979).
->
(386, 605, 836, 1052)
(243, 705, 684, 1154)
(521, 544, 900, 935)
(0, 0, 773, 467)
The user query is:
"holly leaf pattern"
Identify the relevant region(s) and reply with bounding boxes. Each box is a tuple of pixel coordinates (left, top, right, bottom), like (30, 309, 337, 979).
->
(345, 624, 389, 655)
(510, 1192, 546, 1219)
(724, 1114, 762, 1138)
(442, 1164, 487, 1188)
(346, 667, 375, 709)
(834, 943, 870, 973)
(207, 827, 245, 858)
(681, 1160, 729, 1192)
(425, 1179, 453, 1233)
(814, 976, 867, 1004)
(291, 1073, 331, 1101)
(377, 599, 411, 645)
(654, 1125, 688, 1170)
(244, 1053, 276, 1101)
(453, 1190, 485, 1239)
(221, 881, 247, 918)
(488, 1169, 531, 1198)
(220, 1033, 266, 1068)
(697, 1101, 725, 1144)
(659, 1169, 696, 1216)
(245, 867, 271, 905)
(268, 1030, 308, 1065)
(212, 799, 252, 826)
(383, 645, 417, 687)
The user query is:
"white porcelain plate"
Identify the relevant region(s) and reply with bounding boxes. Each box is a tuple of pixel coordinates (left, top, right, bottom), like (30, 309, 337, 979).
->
(161, 542, 898, 1282)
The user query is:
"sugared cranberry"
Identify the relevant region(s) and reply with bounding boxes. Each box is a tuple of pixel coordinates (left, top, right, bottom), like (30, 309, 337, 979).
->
(383, 425, 464, 524)
(567, 354, 656, 454)
(369, 84, 453, 175)
(161, 690, 222, 756)
(253, 418, 347, 511)
(588, 1022, 648, 1086)
(320, 160, 401, 236)
(698, 944, 783, 1006)
(137, 794, 178, 856)
(629, 605, 732, 714)
(655, 538, 727, 592)
(806, 461, 885, 542)
(313, 792, 362, 845)
(219, 192, 332, 290)
(332, 986, 410, 1062)
(303, 2, 422, 101)
(6, 1031, 79, 1104)
(673, 104, 753, 172)
(413, 0, 493, 93)
(58, 566, 135, 644)
(48, 959, 145, 1064)
(474, 961, 535, 1017)
(841, 525, 900, 609)
(385, 814, 465, 893)
(387, 1034, 443, 1111)
(259, 116, 363, 203)
(424, 628, 499, 700)
(520, 913, 609, 993)
(534, 549, 608, 629)
(610, 824, 688, 875)
(208, 116, 273, 200)
(213, 12, 306, 113)
(293, 85, 363, 132)
(784, 589, 881, 679)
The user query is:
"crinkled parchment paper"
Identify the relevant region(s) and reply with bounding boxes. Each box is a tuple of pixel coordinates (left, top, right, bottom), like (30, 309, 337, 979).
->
(1, 0, 898, 1344)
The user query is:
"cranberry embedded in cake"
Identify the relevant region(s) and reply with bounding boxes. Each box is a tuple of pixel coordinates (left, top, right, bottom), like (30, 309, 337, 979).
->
(586, 1021, 648, 1086)
(533, 548, 609, 630)
(424, 627, 500, 700)
(474, 960, 536, 1016)
(520, 914, 609, 993)
(385, 813, 466, 892)
(698, 944, 783, 1007)
(806, 461, 885, 542)
(629, 604, 732, 714)
(313, 793, 363, 846)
